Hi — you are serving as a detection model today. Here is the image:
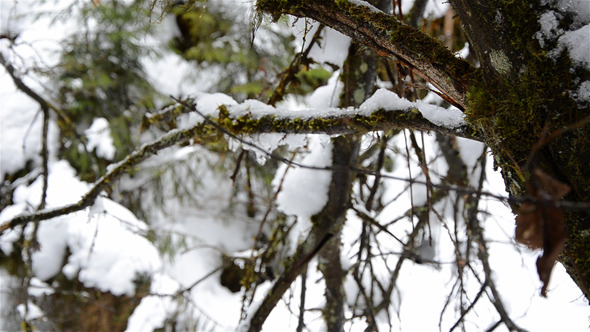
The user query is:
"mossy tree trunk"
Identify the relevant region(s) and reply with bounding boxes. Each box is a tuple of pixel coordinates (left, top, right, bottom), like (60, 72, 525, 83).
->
(449, 0, 590, 300)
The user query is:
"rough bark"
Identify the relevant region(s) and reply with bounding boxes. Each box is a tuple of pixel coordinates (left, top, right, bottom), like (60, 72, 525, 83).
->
(318, 232, 346, 332)
(256, 0, 473, 109)
(317, 136, 357, 332)
(448, 0, 590, 299)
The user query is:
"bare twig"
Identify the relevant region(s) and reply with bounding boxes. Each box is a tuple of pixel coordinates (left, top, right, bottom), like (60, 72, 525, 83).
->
(296, 267, 307, 332)
(466, 152, 527, 332)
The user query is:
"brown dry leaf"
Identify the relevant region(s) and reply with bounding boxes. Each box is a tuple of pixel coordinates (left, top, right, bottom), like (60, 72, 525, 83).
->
(515, 168, 569, 297)
(515, 202, 544, 249)
(534, 168, 571, 200)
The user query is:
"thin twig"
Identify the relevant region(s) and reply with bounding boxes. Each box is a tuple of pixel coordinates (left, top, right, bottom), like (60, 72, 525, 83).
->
(296, 267, 307, 332)
(467, 152, 527, 332)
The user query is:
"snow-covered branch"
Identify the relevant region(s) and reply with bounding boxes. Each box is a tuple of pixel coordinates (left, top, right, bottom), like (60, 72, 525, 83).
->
(0, 89, 480, 234)
(169, 89, 476, 138)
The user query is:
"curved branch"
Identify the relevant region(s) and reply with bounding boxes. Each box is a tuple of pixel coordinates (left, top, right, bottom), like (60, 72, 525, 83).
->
(0, 53, 99, 175)
(256, 0, 474, 108)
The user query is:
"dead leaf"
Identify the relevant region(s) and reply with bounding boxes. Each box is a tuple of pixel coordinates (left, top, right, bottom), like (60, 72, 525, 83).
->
(534, 168, 570, 200)
(515, 202, 544, 249)
(515, 168, 569, 297)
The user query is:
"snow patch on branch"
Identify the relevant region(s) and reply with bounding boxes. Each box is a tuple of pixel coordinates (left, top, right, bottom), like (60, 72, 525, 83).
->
(536, 2, 590, 70)
(348, 0, 381, 14)
(17, 301, 44, 321)
(224, 87, 464, 128)
(552, 25, 590, 68)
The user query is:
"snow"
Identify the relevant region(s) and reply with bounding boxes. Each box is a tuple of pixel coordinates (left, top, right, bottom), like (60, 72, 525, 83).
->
(0, 206, 26, 255)
(554, 0, 590, 24)
(291, 20, 351, 68)
(307, 71, 344, 108)
(0, 0, 74, 182)
(85, 117, 115, 160)
(360, 88, 465, 128)
(275, 136, 333, 249)
(28, 277, 54, 297)
(197, 93, 238, 116)
(176, 93, 238, 129)
(16, 301, 44, 321)
(573, 80, 590, 105)
(2, 0, 590, 331)
(536, 2, 590, 109)
(217, 87, 464, 129)
(0, 161, 162, 297)
(455, 42, 470, 59)
(348, 0, 381, 14)
(126, 273, 181, 332)
(0, 80, 60, 182)
(537, 3, 590, 71)
(423, 0, 451, 19)
(63, 200, 162, 296)
(555, 24, 590, 68)
(231, 131, 308, 165)
(359, 87, 414, 112)
(537, 11, 560, 47)
(394, 0, 452, 19)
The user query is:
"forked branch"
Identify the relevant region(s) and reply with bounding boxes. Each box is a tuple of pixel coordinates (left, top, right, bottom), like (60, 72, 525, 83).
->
(256, 0, 474, 108)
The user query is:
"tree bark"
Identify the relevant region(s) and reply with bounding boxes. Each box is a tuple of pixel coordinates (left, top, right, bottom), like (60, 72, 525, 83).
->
(448, 0, 590, 299)
(256, 0, 473, 108)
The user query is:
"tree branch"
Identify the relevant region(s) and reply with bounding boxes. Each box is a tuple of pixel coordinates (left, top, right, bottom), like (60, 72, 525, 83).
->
(466, 151, 526, 332)
(217, 106, 475, 138)
(0, 123, 201, 233)
(0, 96, 481, 234)
(246, 136, 358, 332)
(256, 0, 474, 109)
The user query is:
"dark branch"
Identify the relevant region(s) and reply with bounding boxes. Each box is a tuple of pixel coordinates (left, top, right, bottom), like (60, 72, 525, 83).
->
(246, 136, 358, 331)
(256, 0, 474, 108)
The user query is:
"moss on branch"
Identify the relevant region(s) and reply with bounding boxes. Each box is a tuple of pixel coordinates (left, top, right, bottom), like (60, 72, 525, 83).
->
(0, 102, 478, 235)
(256, 0, 474, 109)
(215, 105, 475, 139)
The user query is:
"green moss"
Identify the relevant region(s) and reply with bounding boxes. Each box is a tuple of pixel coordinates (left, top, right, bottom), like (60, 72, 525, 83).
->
(338, 0, 472, 93)
(255, 0, 304, 20)
(463, 9, 590, 302)
(464, 0, 583, 198)
(465, 52, 579, 196)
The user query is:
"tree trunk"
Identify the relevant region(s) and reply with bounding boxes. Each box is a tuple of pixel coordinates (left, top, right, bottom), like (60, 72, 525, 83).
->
(449, 0, 590, 300)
